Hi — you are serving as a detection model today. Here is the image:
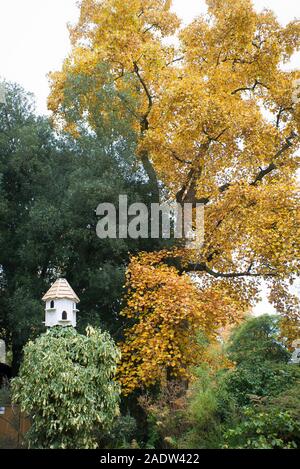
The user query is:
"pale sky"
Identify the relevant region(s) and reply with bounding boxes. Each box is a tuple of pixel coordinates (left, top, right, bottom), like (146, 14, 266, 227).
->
(0, 0, 299, 315)
(0, 0, 299, 114)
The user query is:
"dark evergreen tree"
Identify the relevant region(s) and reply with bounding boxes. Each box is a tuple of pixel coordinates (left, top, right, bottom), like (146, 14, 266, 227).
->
(0, 82, 166, 373)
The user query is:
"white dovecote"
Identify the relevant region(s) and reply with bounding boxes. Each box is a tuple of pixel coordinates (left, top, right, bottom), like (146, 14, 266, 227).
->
(42, 278, 80, 328)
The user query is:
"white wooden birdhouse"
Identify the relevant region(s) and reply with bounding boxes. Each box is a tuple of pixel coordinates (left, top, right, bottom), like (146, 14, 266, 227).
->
(42, 278, 80, 328)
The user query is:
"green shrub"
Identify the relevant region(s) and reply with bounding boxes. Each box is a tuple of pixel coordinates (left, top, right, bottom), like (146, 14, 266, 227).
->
(12, 326, 121, 449)
(99, 414, 138, 448)
(227, 315, 290, 365)
(176, 366, 236, 449)
(224, 361, 300, 406)
(224, 407, 300, 449)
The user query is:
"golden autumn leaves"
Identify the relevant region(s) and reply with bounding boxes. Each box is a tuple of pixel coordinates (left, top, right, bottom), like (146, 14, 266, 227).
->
(48, 0, 300, 393)
(117, 251, 245, 394)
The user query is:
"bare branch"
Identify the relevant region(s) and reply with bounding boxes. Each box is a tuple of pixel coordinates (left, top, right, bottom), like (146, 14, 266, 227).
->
(276, 106, 293, 128)
(133, 61, 153, 121)
(166, 56, 184, 67)
(131, 62, 160, 202)
(169, 149, 192, 165)
(250, 162, 277, 186)
(143, 23, 159, 34)
(250, 131, 298, 186)
(252, 38, 265, 49)
(140, 149, 160, 203)
(231, 79, 269, 95)
(184, 261, 277, 278)
(202, 126, 228, 146)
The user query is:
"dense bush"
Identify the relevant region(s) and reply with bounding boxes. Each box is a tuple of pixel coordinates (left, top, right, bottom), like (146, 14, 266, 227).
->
(224, 361, 300, 406)
(12, 326, 121, 448)
(224, 407, 300, 449)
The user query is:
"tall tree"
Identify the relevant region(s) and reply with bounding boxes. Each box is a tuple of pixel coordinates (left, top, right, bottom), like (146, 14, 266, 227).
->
(48, 0, 300, 390)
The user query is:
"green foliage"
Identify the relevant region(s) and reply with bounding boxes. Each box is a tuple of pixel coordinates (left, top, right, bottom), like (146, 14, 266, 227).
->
(0, 82, 167, 373)
(224, 407, 300, 449)
(223, 315, 298, 405)
(12, 326, 121, 449)
(221, 317, 300, 448)
(177, 368, 227, 449)
(228, 380, 300, 449)
(269, 383, 300, 422)
(141, 316, 299, 449)
(227, 315, 290, 364)
(144, 413, 163, 449)
(98, 414, 138, 449)
(136, 368, 234, 449)
(224, 361, 300, 406)
(227, 315, 290, 365)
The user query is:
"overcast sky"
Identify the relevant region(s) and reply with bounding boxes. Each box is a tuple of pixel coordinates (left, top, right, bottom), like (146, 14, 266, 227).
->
(0, 1, 299, 315)
(0, 0, 299, 115)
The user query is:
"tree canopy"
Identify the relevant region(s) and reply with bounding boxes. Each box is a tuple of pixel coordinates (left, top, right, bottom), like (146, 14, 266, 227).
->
(48, 0, 300, 390)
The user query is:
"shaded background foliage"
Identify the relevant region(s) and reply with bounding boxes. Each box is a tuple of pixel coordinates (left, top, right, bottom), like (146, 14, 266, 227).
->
(137, 315, 300, 449)
(0, 82, 165, 373)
